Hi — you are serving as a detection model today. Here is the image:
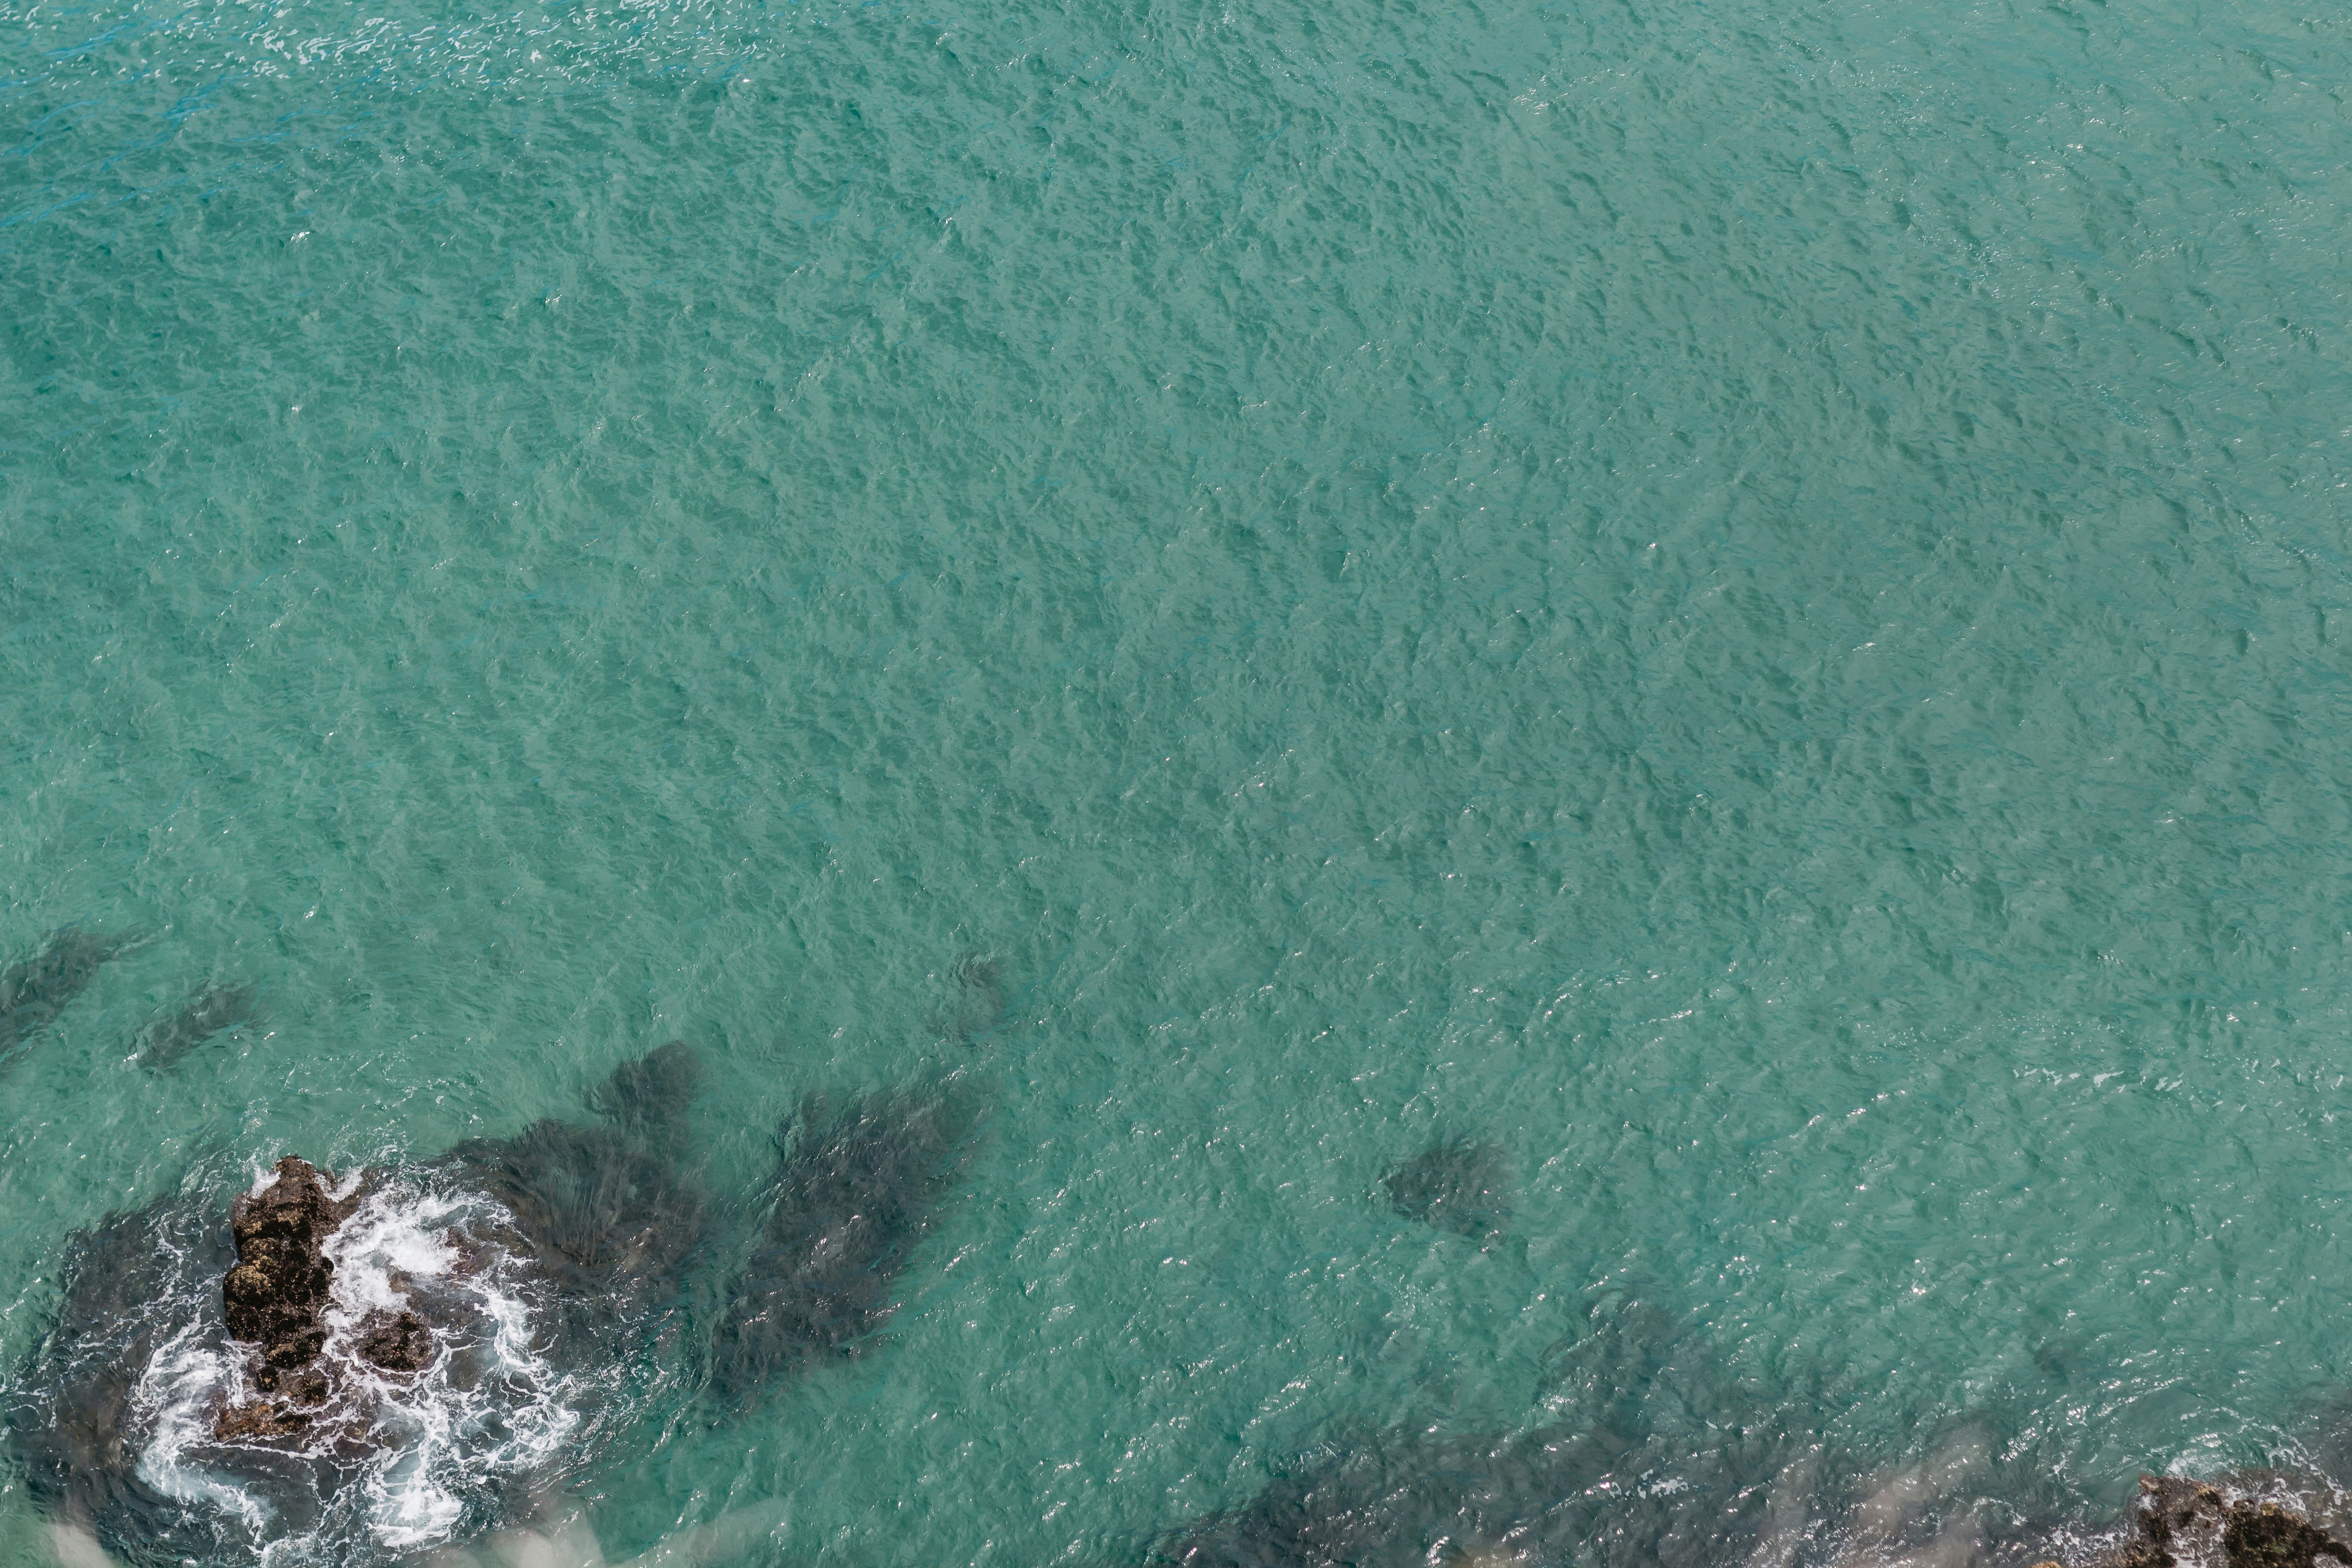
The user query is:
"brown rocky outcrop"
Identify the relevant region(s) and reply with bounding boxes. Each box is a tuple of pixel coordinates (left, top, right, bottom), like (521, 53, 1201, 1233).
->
(355, 1310, 432, 1373)
(2102, 1474, 2352, 1568)
(214, 1156, 344, 1440)
(221, 1155, 341, 1388)
(211, 1156, 438, 1441)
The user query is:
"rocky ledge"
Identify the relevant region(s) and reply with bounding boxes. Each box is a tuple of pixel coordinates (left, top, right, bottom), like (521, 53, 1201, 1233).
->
(213, 1156, 434, 1441)
(2059, 1474, 2352, 1568)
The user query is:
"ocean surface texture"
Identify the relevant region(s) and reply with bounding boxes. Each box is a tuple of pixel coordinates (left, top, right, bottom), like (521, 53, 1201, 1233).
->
(4, 0, 2352, 1559)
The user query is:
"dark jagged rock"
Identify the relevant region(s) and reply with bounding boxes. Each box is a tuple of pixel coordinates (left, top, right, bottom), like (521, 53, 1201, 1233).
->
(1383, 1136, 1512, 1238)
(2228, 1504, 2352, 1568)
(212, 1397, 315, 1442)
(710, 1080, 978, 1401)
(2104, 1475, 2352, 1568)
(0, 927, 128, 1057)
(137, 981, 257, 1071)
(221, 1156, 342, 1391)
(355, 1309, 433, 1373)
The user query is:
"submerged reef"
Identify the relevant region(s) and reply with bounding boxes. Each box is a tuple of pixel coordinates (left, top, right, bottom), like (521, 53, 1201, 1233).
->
(441, 1104, 709, 1364)
(4, 1042, 990, 1566)
(5, 1190, 232, 1563)
(0, 927, 129, 1059)
(584, 1037, 703, 1154)
(938, 951, 1012, 1043)
(711, 1078, 980, 1401)
(1147, 1282, 2352, 1568)
(136, 981, 258, 1071)
(1156, 1288, 1806, 1568)
(4, 1044, 711, 1566)
(1383, 1136, 1513, 1239)
(440, 1039, 710, 1373)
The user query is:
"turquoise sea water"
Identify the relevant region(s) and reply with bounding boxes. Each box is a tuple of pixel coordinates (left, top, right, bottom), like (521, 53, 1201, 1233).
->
(5, 0, 2352, 1558)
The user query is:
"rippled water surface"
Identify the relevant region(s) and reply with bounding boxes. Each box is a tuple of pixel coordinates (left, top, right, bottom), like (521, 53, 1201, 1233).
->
(4, 0, 2352, 1558)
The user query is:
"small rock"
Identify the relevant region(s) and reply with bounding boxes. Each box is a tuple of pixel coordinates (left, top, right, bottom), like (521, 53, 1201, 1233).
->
(213, 1398, 312, 1442)
(356, 1310, 433, 1373)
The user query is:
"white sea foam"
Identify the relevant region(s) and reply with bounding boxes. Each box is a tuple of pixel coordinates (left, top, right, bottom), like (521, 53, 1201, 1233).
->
(132, 1319, 273, 1537)
(128, 1167, 581, 1564)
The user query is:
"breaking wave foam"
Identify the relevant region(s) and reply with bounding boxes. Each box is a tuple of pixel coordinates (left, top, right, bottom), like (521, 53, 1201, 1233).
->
(128, 1169, 579, 1564)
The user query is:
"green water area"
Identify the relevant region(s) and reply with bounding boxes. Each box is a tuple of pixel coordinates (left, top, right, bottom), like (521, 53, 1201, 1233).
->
(3, 0, 2351, 1560)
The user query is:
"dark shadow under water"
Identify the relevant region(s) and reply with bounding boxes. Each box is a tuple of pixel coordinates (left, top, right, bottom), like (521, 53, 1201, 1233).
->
(1383, 1136, 1514, 1240)
(0, 928, 132, 1063)
(135, 982, 259, 1072)
(439, 1041, 712, 1370)
(6, 1188, 234, 1563)
(1145, 1282, 2136, 1568)
(709, 1077, 981, 1406)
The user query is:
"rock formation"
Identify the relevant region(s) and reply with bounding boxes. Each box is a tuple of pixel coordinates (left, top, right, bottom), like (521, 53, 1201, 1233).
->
(355, 1309, 433, 1373)
(214, 1155, 398, 1439)
(0, 927, 129, 1059)
(2095, 1474, 2352, 1568)
(2, 1044, 1000, 1566)
(1383, 1135, 1513, 1238)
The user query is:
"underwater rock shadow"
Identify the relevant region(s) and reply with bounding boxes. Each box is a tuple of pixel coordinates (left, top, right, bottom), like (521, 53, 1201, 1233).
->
(924, 950, 1016, 1046)
(438, 1041, 711, 1365)
(0, 927, 135, 1063)
(1149, 1286, 1810, 1568)
(708, 1075, 984, 1406)
(1383, 1136, 1513, 1240)
(1141, 1283, 2143, 1568)
(136, 981, 259, 1071)
(5, 1187, 233, 1563)
(585, 1038, 704, 1154)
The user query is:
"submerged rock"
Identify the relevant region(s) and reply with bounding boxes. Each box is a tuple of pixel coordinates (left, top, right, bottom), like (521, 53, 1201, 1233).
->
(584, 1038, 703, 1154)
(1383, 1136, 1512, 1238)
(0, 927, 129, 1058)
(939, 951, 1012, 1043)
(11, 1162, 572, 1566)
(711, 1079, 979, 1401)
(5, 1191, 231, 1561)
(137, 981, 258, 1071)
(441, 1112, 706, 1364)
(4, 1043, 985, 1564)
(1158, 1284, 1828, 1568)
